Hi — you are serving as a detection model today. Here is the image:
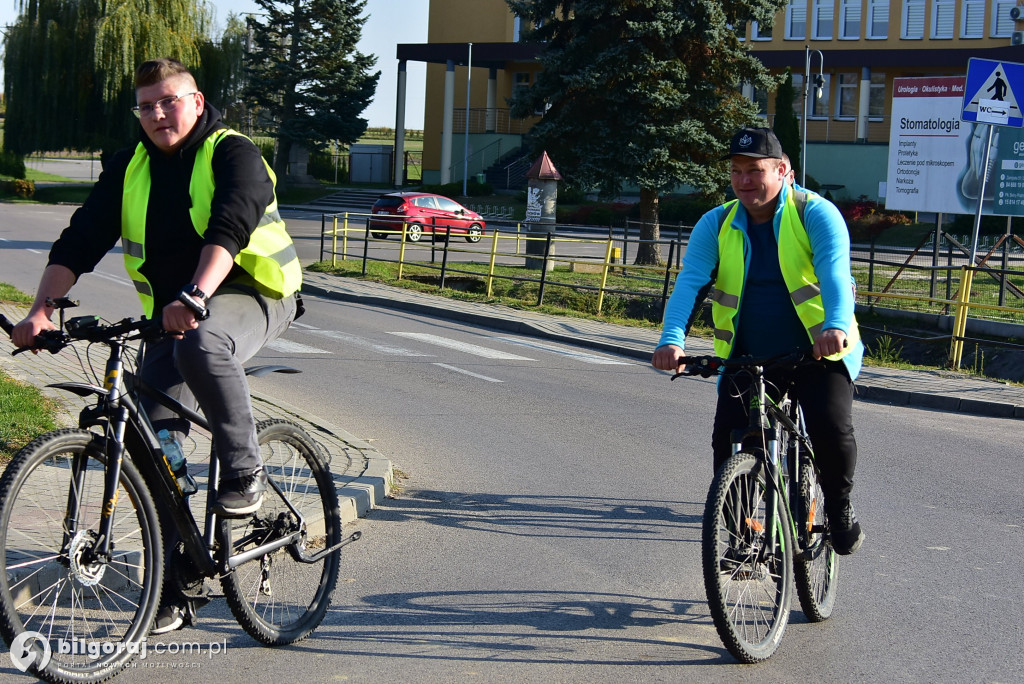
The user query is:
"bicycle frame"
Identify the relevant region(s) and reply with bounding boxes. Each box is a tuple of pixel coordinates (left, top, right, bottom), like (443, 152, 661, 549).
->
(51, 334, 311, 579)
(726, 363, 819, 564)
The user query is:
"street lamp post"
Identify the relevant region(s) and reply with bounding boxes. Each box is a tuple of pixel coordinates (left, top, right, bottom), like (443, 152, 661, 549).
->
(802, 46, 824, 188)
(462, 42, 472, 197)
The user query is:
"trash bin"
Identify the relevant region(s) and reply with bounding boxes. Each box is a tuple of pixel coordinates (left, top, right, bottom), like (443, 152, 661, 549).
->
(475, 173, 486, 184)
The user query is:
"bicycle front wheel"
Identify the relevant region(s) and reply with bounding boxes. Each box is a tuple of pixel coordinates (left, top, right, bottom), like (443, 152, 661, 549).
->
(220, 419, 342, 645)
(793, 460, 838, 621)
(702, 451, 793, 664)
(0, 429, 162, 684)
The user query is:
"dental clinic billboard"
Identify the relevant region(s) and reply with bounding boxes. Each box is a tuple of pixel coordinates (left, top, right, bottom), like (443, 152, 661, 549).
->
(886, 74, 1024, 217)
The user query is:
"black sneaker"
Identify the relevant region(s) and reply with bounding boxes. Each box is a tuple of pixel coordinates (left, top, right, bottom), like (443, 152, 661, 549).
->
(151, 604, 188, 635)
(213, 467, 268, 517)
(828, 501, 865, 556)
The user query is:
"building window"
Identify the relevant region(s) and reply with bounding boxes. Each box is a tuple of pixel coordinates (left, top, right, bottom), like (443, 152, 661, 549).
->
(753, 86, 769, 116)
(869, 73, 886, 118)
(993, 0, 1016, 37)
(837, 73, 858, 118)
(960, 0, 984, 38)
(734, 20, 747, 41)
(840, 0, 862, 38)
(868, 0, 890, 38)
(786, 1, 807, 39)
(812, 0, 834, 39)
(931, 0, 954, 39)
(902, 0, 925, 39)
(792, 73, 805, 116)
(752, 20, 773, 40)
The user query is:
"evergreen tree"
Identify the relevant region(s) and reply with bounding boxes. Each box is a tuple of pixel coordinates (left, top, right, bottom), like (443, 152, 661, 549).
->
(244, 0, 379, 186)
(773, 68, 801, 179)
(3, 0, 212, 156)
(507, 0, 786, 264)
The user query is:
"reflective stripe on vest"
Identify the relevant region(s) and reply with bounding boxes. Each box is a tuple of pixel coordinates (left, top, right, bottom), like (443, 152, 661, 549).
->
(711, 192, 860, 361)
(120, 129, 302, 317)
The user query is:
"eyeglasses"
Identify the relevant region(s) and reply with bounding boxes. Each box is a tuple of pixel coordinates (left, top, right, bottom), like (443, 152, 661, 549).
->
(131, 92, 198, 119)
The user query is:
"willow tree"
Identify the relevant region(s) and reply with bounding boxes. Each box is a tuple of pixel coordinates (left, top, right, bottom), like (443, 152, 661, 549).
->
(506, 0, 786, 264)
(244, 0, 379, 186)
(3, 0, 213, 156)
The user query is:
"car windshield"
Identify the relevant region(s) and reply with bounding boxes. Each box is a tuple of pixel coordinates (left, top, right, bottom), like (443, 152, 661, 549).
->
(375, 196, 404, 208)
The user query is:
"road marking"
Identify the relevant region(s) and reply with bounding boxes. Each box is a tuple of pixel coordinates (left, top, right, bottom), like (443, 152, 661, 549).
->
(310, 329, 431, 356)
(84, 270, 132, 286)
(389, 332, 532, 360)
(290, 321, 320, 330)
(432, 363, 503, 383)
(265, 338, 331, 355)
(489, 336, 631, 365)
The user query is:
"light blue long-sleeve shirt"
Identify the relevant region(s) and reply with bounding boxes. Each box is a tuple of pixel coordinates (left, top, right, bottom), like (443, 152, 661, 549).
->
(657, 183, 864, 380)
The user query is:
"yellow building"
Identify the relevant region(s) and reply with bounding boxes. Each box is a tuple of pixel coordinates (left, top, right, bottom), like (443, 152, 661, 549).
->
(393, 0, 1023, 200)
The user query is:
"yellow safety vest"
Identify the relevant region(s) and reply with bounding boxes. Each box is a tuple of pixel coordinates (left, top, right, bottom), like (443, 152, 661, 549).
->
(121, 129, 302, 317)
(711, 190, 860, 360)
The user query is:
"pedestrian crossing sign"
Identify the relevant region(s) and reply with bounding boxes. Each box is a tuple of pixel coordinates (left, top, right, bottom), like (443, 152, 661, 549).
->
(962, 58, 1024, 127)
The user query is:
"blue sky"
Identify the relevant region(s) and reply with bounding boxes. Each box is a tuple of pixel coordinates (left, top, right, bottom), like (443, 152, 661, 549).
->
(0, 0, 429, 129)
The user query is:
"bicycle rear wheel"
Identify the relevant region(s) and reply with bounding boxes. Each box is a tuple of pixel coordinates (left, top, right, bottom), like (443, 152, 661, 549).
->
(219, 419, 342, 645)
(0, 429, 162, 683)
(793, 460, 838, 621)
(702, 451, 793, 664)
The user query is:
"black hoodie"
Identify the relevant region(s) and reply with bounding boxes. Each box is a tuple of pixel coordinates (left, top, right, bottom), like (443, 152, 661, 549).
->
(48, 103, 277, 311)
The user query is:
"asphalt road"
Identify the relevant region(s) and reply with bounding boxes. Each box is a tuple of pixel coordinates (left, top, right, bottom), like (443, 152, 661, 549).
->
(1, 204, 1022, 683)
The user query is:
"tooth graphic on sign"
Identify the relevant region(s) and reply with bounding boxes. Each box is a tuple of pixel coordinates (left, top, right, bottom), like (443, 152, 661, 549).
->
(961, 124, 999, 201)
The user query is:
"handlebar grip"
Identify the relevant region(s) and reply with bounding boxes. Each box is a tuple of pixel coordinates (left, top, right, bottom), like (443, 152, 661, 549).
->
(0, 314, 13, 336)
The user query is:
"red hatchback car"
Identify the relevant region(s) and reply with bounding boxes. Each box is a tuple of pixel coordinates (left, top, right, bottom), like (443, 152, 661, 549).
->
(369, 192, 486, 243)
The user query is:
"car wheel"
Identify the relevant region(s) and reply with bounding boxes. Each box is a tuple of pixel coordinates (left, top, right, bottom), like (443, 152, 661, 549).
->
(465, 224, 483, 243)
(370, 232, 388, 239)
(404, 223, 423, 242)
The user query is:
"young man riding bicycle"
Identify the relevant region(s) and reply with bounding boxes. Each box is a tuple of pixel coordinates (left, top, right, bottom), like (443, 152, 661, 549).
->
(10, 57, 302, 633)
(651, 126, 865, 556)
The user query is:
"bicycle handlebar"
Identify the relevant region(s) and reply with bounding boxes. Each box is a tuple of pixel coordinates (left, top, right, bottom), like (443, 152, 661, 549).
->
(670, 351, 818, 380)
(0, 312, 165, 356)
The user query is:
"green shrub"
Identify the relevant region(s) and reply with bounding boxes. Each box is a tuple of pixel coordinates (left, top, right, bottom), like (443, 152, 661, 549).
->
(4, 179, 35, 198)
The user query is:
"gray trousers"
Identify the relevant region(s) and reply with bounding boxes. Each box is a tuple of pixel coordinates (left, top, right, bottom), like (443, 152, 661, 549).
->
(140, 284, 297, 480)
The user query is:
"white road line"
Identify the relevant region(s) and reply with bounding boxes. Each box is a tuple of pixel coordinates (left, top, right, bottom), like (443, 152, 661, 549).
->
(432, 363, 503, 383)
(310, 329, 432, 356)
(289, 321, 320, 330)
(83, 271, 132, 286)
(489, 336, 631, 365)
(264, 339, 331, 355)
(389, 332, 533, 360)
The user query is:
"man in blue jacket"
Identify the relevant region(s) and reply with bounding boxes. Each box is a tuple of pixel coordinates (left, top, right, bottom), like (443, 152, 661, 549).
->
(652, 127, 865, 555)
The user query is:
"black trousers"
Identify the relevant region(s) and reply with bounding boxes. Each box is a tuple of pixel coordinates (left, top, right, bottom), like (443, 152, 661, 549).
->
(711, 359, 858, 511)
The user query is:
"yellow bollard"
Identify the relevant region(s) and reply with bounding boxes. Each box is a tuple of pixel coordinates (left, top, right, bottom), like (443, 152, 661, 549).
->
(947, 266, 974, 369)
(331, 216, 339, 268)
(487, 229, 500, 297)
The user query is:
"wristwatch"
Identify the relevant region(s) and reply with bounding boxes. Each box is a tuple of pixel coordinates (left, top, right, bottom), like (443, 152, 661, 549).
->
(177, 284, 210, 320)
(183, 284, 208, 302)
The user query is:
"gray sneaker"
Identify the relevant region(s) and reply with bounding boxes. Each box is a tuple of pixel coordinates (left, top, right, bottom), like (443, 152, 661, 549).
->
(213, 467, 268, 517)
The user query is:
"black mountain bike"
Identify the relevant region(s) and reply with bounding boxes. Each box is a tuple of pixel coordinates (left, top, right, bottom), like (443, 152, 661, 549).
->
(0, 299, 360, 683)
(672, 353, 838, 663)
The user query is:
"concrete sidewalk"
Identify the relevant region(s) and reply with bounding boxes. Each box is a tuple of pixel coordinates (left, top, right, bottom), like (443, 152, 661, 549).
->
(300, 271, 1024, 421)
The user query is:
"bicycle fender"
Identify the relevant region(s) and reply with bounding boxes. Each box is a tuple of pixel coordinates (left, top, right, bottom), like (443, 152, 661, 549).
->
(46, 381, 107, 398)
